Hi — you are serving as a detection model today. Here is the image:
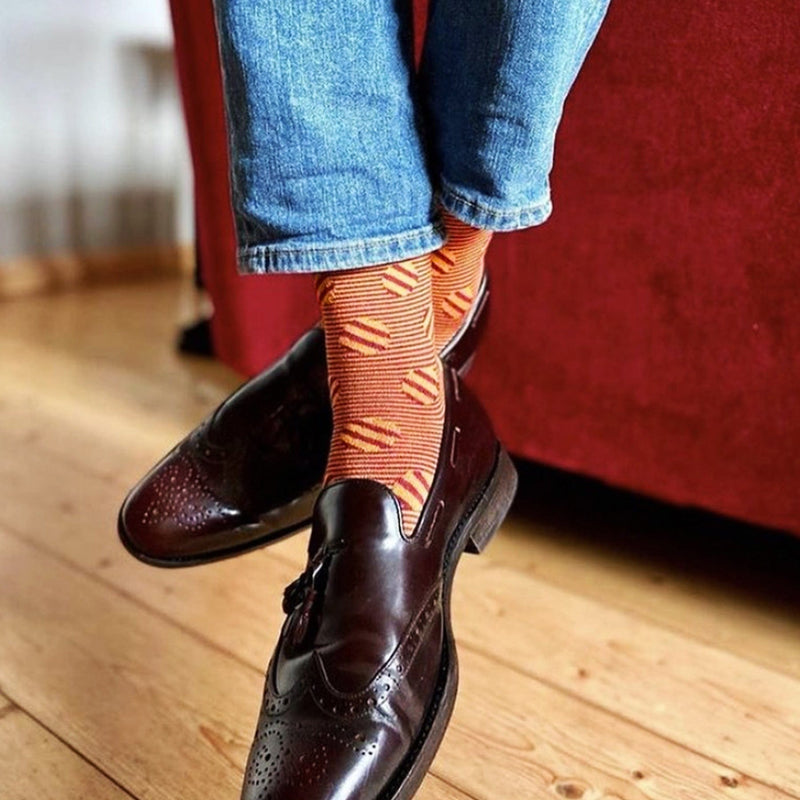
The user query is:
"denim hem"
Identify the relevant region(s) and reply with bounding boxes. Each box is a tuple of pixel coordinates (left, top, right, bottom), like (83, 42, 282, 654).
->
(236, 223, 446, 275)
(436, 179, 553, 232)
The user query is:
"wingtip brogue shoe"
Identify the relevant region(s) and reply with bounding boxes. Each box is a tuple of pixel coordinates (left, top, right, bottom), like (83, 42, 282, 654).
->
(118, 276, 491, 567)
(239, 365, 517, 800)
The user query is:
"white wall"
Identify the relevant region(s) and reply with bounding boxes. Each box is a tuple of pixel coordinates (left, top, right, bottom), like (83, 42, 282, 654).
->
(0, 1, 192, 261)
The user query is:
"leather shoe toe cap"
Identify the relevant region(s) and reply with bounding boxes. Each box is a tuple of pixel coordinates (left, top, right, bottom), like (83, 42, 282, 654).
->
(118, 443, 245, 562)
(240, 711, 401, 800)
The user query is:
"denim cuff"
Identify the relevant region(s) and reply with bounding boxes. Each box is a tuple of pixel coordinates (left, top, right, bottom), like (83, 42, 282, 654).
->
(236, 223, 446, 275)
(437, 178, 553, 232)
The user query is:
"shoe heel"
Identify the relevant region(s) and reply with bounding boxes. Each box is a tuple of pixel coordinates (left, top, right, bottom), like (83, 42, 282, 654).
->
(465, 447, 518, 555)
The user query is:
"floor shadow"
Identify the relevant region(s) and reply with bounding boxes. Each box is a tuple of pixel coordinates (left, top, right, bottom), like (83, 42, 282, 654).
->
(509, 457, 800, 616)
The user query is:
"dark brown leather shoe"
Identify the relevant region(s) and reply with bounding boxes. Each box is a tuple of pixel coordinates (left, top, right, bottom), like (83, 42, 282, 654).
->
(118, 276, 490, 567)
(240, 366, 517, 800)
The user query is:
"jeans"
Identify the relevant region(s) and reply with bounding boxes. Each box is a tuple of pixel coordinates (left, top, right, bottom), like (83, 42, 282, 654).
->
(213, 0, 611, 274)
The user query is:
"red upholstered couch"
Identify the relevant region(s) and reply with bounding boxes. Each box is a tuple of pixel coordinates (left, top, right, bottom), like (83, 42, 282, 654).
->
(169, 0, 800, 537)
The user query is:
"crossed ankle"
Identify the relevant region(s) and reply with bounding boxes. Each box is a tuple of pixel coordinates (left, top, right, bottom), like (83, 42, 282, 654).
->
(318, 256, 444, 536)
(431, 212, 492, 353)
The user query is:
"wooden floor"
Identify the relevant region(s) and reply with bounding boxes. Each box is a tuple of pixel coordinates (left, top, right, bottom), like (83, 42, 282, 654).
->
(1, 276, 799, 799)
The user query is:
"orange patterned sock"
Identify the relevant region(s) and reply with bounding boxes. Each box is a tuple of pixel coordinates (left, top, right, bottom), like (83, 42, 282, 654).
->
(431, 210, 493, 353)
(317, 254, 444, 535)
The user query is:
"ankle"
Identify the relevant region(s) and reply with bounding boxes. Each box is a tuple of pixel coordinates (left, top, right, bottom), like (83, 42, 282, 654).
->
(317, 256, 444, 535)
(432, 212, 492, 353)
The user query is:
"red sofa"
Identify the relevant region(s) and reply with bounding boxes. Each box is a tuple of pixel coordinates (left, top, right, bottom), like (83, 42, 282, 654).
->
(169, 0, 800, 537)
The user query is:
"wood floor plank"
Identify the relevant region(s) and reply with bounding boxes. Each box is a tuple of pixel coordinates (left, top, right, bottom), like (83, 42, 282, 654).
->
(441, 649, 762, 800)
(3, 278, 800, 689)
(0, 530, 465, 800)
(0, 526, 788, 800)
(0, 275, 239, 430)
(490, 497, 800, 681)
(8, 357, 800, 700)
(1, 432, 799, 796)
(0, 695, 131, 800)
(0, 280, 235, 443)
(3, 278, 800, 798)
(0, 335, 227, 446)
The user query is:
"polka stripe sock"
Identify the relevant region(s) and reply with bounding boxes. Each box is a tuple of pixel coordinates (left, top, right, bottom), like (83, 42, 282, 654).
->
(317, 254, 444, 536)
(431, 210, 493, 353)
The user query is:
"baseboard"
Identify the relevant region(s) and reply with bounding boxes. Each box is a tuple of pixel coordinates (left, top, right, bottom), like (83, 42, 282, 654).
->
(0, 243, 195, 300)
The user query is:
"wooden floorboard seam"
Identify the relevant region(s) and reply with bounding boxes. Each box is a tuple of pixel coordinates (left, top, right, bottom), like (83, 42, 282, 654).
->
(0, 521, 487, 800)
(3, 412, 799, 693)
(0, 702, 19, 724)
(463, 537, 800, 681)
(471, 560, 800, 685)
(460, 641, 800, 799)
(3, 279, 799, 799)
(0, 518, 261, 676)
(0, 687, 140, 800)
(2, 518, 796, 800)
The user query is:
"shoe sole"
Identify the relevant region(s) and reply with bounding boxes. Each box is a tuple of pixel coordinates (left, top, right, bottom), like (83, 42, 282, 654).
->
(379, 444, 518, 800)
(117, 488, 319, 569)
(118, 278, 492, 570)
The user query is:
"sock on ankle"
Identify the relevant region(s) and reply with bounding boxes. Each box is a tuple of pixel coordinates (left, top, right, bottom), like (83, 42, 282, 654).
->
(431, 210, 493, 353)
(317, 254, 444, 535)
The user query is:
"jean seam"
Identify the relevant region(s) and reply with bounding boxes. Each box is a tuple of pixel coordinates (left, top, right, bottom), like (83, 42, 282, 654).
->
(240, 224, 441, 255)
(437, 178, 553, 231)
(236, 222, 446, 274)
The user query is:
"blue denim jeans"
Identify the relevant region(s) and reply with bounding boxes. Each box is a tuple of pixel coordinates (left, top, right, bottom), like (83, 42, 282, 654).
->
(213, 0, 610, 274)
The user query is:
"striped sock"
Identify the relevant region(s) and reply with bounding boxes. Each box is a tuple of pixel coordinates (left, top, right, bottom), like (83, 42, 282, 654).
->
(317, 254, 444, 536)
(431, 210, 493, 353)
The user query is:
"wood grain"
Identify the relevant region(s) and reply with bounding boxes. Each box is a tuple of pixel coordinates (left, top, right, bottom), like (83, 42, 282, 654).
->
(3, 279, 799, 685)
(1, 432, 799, 795)
(0, 529, 472, 800)
(0, 526, 788, 800)
(493, 497, 800, 681)
(0, 695, 131, 800)
(2, 277, 799, 799)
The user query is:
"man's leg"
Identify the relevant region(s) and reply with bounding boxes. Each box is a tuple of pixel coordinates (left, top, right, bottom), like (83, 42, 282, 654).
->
(421, 0, 611, 349)
(211, 8, 517, 800)
(213, 0, 451, 533)
(120, 0, 611, 568)
(317, 256, 444, 535)
(213, 0, 442, 273)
